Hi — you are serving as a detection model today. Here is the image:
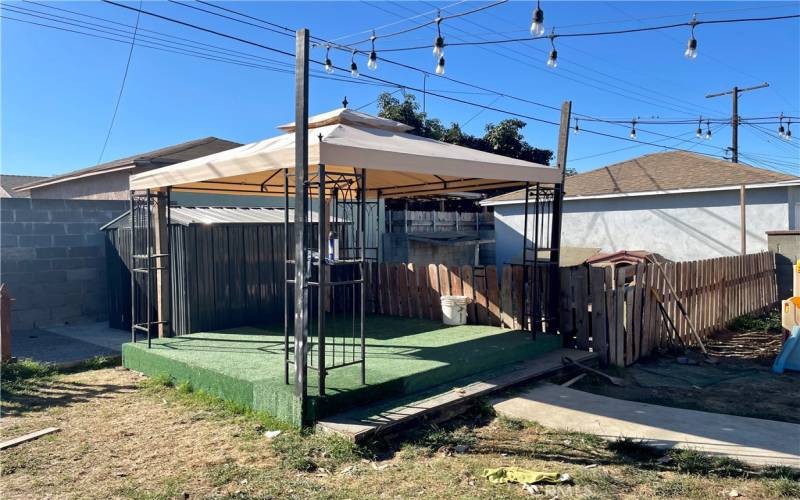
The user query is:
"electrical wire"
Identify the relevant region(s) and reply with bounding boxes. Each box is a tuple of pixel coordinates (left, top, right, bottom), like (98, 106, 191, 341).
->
(96, 0, 141, 164)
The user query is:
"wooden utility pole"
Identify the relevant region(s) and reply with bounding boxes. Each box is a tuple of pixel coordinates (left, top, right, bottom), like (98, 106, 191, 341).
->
(293, 28, 310, 408)
(548, 100, 572, 334)
(705, 82, 769, 163)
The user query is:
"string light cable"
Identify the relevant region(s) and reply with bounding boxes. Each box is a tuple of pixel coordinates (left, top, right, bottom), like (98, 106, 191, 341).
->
(96, 0, 744, 160)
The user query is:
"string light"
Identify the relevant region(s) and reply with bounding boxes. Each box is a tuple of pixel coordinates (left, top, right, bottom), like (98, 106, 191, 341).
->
(367, 32, 378, 71)
(629, 119, 637, 139)
(786, 120, 793, 141)
(778, 114, 786, 138)
(530, 0, 544, 37)
(436, 56, 445, 75)
(433, 14, 444, 59)
(324, 45, 334, 74)
(350, 50, 359, 78)
(573, 118, 580, 134)
(684, 15, 698, 59)
(695, 117, 703, 138)
(546, 30, 557, 68)
(705, 120, 712, 139)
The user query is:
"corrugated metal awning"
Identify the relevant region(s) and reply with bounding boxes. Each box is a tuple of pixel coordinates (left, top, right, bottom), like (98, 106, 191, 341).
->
(101, 206, 327, 230)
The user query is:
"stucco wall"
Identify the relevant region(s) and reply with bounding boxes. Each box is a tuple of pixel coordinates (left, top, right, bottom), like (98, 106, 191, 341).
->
(29, 170, 131, 200)
(493, 186, 791, 267)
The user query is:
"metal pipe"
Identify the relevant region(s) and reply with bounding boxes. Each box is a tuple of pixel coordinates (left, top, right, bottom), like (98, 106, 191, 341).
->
(129, 190, 135, 343)
(317, 164, 326, 395)
(146, 189, 152, 349)
(284, 168, 290, 385)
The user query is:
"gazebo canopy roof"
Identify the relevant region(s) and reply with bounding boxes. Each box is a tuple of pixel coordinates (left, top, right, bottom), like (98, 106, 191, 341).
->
(129, 108, 562, 198)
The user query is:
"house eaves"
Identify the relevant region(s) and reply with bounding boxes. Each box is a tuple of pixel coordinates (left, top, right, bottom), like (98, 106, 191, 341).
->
(481, 179, 800, 207)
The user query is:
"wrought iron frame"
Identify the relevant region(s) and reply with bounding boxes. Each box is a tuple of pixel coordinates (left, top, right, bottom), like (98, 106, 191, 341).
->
(283, 166, 373, 397)
(129, 188, 172, 347)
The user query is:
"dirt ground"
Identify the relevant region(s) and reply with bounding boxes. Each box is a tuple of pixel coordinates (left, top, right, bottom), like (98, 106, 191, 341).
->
(2, 365, 798, 499)
(574, 311, 800, 424)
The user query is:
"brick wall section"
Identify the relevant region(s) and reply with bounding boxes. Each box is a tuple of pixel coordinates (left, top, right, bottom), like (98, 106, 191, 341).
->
(1, 198, 127, 330)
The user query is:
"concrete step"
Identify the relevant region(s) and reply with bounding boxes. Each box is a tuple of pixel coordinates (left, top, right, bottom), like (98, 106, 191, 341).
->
(317, 348, 597, 442)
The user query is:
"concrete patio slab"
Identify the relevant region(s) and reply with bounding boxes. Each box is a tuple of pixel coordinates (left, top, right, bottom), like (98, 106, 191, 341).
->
(12, 323, 128, 364)
(493, 383, 800, 467)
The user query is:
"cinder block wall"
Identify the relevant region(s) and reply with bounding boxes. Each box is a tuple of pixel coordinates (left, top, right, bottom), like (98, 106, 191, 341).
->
(0, 198, 127, 330)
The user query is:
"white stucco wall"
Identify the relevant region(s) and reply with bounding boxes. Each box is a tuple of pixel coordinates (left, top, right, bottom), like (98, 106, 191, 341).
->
(493, 186, 794, 266)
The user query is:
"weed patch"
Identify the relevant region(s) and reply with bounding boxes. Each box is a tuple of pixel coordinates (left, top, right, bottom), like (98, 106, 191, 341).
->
(607, 437, 665, 462)
(271, 431, 364, 472)
(670, 449, 747, 477)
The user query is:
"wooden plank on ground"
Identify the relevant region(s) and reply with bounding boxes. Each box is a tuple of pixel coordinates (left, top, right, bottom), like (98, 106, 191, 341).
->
(0, 427, 60, 450)
(486, 265, 501, 326)
(316, 350, 598, 443)
(461, 265, 476, 324)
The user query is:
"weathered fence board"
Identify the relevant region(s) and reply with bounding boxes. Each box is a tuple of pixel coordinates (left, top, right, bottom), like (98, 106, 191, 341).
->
(366, 252, 777, 367)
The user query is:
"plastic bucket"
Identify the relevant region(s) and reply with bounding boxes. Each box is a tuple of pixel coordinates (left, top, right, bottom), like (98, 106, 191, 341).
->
(440, 295, 468, 326)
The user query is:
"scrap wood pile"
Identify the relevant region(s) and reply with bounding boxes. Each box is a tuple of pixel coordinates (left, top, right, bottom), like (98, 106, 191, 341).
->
(705, 328, 784, 360)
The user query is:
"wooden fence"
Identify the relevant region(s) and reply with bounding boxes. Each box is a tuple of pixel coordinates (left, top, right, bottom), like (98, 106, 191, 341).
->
(368, 252, 778, 367)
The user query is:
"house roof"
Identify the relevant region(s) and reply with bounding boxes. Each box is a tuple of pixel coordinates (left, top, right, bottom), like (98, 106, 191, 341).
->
(129, 108, 562, 198)
(14, 136, 242, 192)
(482, 151, 799, 205)
(0, 174, 49, 197)
(100, 206, 331, 230)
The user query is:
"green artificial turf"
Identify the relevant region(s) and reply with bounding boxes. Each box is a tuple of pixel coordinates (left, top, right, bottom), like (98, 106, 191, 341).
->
(123, 315, 561, 427)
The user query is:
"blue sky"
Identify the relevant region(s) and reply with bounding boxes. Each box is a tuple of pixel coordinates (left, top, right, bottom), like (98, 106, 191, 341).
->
(2, 1, 799, 177)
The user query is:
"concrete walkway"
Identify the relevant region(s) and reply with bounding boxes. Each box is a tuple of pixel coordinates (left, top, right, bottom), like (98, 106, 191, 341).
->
(12, 322, 129, 365)
(493, 383, 800, 467)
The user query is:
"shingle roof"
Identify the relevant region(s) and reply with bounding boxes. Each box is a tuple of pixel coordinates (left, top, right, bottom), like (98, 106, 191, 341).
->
(14, 137, 242, 192)
(0, 175, 49, 197)
(482, 151, 798, 204)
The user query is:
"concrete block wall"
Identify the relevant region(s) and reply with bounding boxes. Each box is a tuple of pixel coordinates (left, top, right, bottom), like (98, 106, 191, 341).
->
(1, 198, 127, 330)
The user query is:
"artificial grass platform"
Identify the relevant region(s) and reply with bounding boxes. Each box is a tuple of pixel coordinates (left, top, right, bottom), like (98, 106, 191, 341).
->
(122, 315, 562, 426)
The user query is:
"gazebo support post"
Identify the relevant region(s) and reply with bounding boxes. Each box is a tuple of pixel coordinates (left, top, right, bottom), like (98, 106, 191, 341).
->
(359, 169, 367, 385)
(153, 188, 171, 338)
(318, 164, 327, 395)
(293, 28, 310, 415)
(549, 101, 572, 337)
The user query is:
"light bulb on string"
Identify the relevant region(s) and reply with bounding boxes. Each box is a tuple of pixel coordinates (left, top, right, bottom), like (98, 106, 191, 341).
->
(546, 30, 557, 68)
(684, 15, 698, 59)
(573, 118, 579, 135)
(530, 0, 544, 37)
(435, 56, 445, 75)
(433, 14, 444, 58)
(367, 32, 378, 71)
(778, 114, 786, 138)
(630, 119, 637, 140)
(324, 45, 334, 74)
(695, 117, 702, 138)
(350, 50, 359, 78)
(705, 120, 712, 140)
(786, 120, 793, 141)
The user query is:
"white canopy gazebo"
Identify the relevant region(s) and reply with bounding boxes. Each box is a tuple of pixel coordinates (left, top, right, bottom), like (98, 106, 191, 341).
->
(130, 108, 561, 197)
(127, 107, 565, 410)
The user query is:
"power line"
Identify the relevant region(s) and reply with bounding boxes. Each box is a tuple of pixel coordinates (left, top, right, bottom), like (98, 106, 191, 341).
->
(89, 1, 785, 164)
(97, 0, 141, 164)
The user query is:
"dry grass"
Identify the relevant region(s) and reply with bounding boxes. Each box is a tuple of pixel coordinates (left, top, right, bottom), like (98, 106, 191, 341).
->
(1, 365, 798, 499)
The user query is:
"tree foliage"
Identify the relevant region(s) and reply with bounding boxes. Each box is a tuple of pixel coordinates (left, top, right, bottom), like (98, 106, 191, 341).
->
(376, 93, 554, 166)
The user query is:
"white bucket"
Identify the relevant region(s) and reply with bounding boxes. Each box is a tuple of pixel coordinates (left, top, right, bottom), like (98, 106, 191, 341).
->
(440, 295, 468, 326)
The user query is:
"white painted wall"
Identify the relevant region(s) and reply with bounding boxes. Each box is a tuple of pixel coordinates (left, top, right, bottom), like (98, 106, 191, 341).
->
(493, 186, 793, 267)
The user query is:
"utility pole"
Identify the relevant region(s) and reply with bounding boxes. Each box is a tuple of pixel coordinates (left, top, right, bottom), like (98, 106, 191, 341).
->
(705, 82, 769, 163)
(706, 82, 767, 256)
